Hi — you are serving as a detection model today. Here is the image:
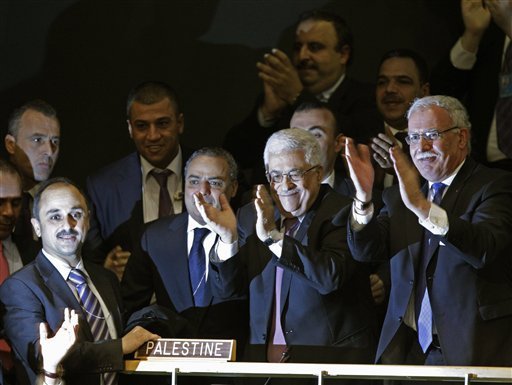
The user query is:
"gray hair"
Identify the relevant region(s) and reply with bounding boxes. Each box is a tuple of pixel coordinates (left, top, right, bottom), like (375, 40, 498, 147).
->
(407, 95, 471, 152)
(407, 95, 471, 131)
(264, 128, 321, 168)
(185, 147, 238, 183)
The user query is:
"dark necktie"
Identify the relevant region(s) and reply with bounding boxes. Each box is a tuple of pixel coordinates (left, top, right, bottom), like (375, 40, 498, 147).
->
(150, 169, 174, 218)
(189, 227, 210, 307)
(0, 241, 9, 284)
(68, 269, 116, 385)
(417, 182, 446, 352)
(497, 41, 512, 158)
(267, 217, 299, 362)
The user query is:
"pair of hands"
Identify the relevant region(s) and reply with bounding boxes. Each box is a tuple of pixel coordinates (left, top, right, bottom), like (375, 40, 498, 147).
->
(192, 185, 277, 244)
(257, 49, 303, 121)
(461, 0, 512, 52)
(345, 136, 430, 220)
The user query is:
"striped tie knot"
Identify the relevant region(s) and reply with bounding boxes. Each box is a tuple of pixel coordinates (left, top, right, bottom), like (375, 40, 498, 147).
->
(68, 268, 87, 287)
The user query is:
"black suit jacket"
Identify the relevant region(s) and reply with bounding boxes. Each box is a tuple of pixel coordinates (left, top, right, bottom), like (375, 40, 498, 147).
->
(0, 252, 124, 385)
(121, 213, 248, 345)
(346, 157, 512, 366)
(224, 77, 383, 184)
(212, 185, 377, 363)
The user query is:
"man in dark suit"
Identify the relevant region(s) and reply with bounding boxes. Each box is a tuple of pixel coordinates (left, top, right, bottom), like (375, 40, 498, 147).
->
(431, 0, 512, 171)
(0, 178, 159, 385)
(201, 129, 377, 367)
(224, 9, 382, 185)
(85, 81, 192, 279)
(289, 101, 389, 310)
(121, 147, 247, 344)
(344, 95, 512, 367)
(4, 100, 61, 264)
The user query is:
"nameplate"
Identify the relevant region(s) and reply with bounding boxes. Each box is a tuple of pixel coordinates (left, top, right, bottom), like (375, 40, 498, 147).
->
(134, 339, 236, 361)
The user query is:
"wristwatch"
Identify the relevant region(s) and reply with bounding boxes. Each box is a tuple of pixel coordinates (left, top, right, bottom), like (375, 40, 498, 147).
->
(263, 229, 281, 246)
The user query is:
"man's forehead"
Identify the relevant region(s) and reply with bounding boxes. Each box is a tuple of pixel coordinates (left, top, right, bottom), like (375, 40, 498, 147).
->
(18, 110, 60, 135)
(186, 156, 229, 178)
(40, 184, 86, 207)
(0, 173, 22, 197)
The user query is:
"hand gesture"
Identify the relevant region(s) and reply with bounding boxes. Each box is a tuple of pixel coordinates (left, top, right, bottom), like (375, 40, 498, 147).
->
(344, 137, 374, 202)
(40, 308, 79, 373)
(257, 49, 303, 119)
(104, 245, 130, 281)
(460, 0, 491, 52)
(254, 185, 277, 242)
(389, 146, 430, 219)
(194, 192, 237, 244)
(485, 0, 512, 38)
(371, 133, 397, 170)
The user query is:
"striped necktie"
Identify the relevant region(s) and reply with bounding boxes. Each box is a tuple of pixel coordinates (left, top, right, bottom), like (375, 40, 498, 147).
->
(68, 268, 116, 385)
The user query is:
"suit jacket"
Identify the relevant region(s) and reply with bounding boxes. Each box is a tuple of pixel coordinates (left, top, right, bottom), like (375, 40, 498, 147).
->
(212, 185, 377, 363)
(224, 77, 383, 184)
(431, 23, 506, 164)
(346, 157, 512, 366)
(0, 252, 124, 385)
(84, 149, 193, 264)
(121, 212, 248, 344)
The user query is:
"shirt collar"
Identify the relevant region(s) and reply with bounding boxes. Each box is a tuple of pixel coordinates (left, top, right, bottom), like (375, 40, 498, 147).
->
(42, 248, 85, 280)
(140, 146, 183, 182)
(317, 73, 345, 102)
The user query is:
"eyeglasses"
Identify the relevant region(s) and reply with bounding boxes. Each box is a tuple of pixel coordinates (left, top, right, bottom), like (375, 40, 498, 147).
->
(266, 166, 318, 184)
(405, 126, 459, 145)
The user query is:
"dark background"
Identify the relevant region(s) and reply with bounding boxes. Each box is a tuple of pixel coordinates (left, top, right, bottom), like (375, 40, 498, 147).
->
(0, 0, 462, 188)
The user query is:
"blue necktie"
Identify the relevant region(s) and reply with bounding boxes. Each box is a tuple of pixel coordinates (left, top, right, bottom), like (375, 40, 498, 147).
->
(68, 269, 116, 385)
(189, 227, 210, 307)
(417, 182, 446, 352)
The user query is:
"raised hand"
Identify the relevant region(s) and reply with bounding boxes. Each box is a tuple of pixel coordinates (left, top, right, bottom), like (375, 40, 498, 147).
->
(257, 48, 303, 119)
(40, 308, 79, 373)
(254, 185, 278, 242)
(194, 192, 237, 244)
(344, 137, 374, 203)
(389, 146, 430, 219)
(461, 0, 491, 52)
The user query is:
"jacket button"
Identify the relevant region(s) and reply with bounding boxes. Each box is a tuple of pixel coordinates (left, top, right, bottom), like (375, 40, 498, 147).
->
(409, 280, 414, 285)
(398, 316, 403, 322)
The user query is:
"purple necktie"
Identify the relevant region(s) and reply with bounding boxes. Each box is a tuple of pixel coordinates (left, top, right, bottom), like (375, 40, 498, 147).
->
(150, 169, 174, 218)
(68, 269, 116, 385)
(417, 183, 446, 353)
(267, 217, 299, 362)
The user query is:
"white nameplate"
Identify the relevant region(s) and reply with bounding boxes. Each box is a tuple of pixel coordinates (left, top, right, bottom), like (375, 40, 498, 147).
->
(134, 339, 236, 361)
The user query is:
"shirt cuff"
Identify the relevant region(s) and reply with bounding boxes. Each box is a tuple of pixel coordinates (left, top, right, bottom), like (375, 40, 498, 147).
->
(450, 38, 477, 70)
(269, 239, 283, 259)
(214, 238, 239, 262)
(350, 203, 374, 231)
(418, 203, 449, 235)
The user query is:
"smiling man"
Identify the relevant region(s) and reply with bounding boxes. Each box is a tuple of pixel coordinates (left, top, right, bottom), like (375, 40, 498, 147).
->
(345, 95, 512, 368)
(85, 81, 193, 278)
(224, 9, 381, 185)
(0, 178, 159, 385)
(207, 129, 377, 369)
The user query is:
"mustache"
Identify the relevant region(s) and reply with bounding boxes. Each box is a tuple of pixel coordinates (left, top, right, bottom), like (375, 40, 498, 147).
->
(416, 152, 437, 160)
(381, 95, 404, 103)
(57, 229, 79, 237)
(296, 60, 317, 70)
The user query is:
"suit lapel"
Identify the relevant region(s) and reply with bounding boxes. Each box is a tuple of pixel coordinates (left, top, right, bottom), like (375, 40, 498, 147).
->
(150, 214, 196, 311)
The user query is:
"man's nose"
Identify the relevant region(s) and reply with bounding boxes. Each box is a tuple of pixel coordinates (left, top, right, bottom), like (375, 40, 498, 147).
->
(146, 125, 161, 141)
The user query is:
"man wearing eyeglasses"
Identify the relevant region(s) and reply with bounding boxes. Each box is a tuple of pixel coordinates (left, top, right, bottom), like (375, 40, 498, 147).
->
(121, 148, 248, 351)
(200, 129, 377, 368)
(343, 95, 512, 368)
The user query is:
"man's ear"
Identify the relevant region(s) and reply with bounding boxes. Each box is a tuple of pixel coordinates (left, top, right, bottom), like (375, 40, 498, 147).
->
(334, 133, 346, 154)
(338, 44, 351, 66)
(5, 134, 16, 155)
(421, 82, 431, 97)
(127, 120, 133, 138)
(177, 113, 184, 135)
(228, 180, 238, 199)
(31, 218, 41, 238)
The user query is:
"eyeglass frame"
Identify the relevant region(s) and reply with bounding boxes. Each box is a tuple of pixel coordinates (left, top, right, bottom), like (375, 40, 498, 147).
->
(266, 165, 319, 184)
(405, 126, 460, 145)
